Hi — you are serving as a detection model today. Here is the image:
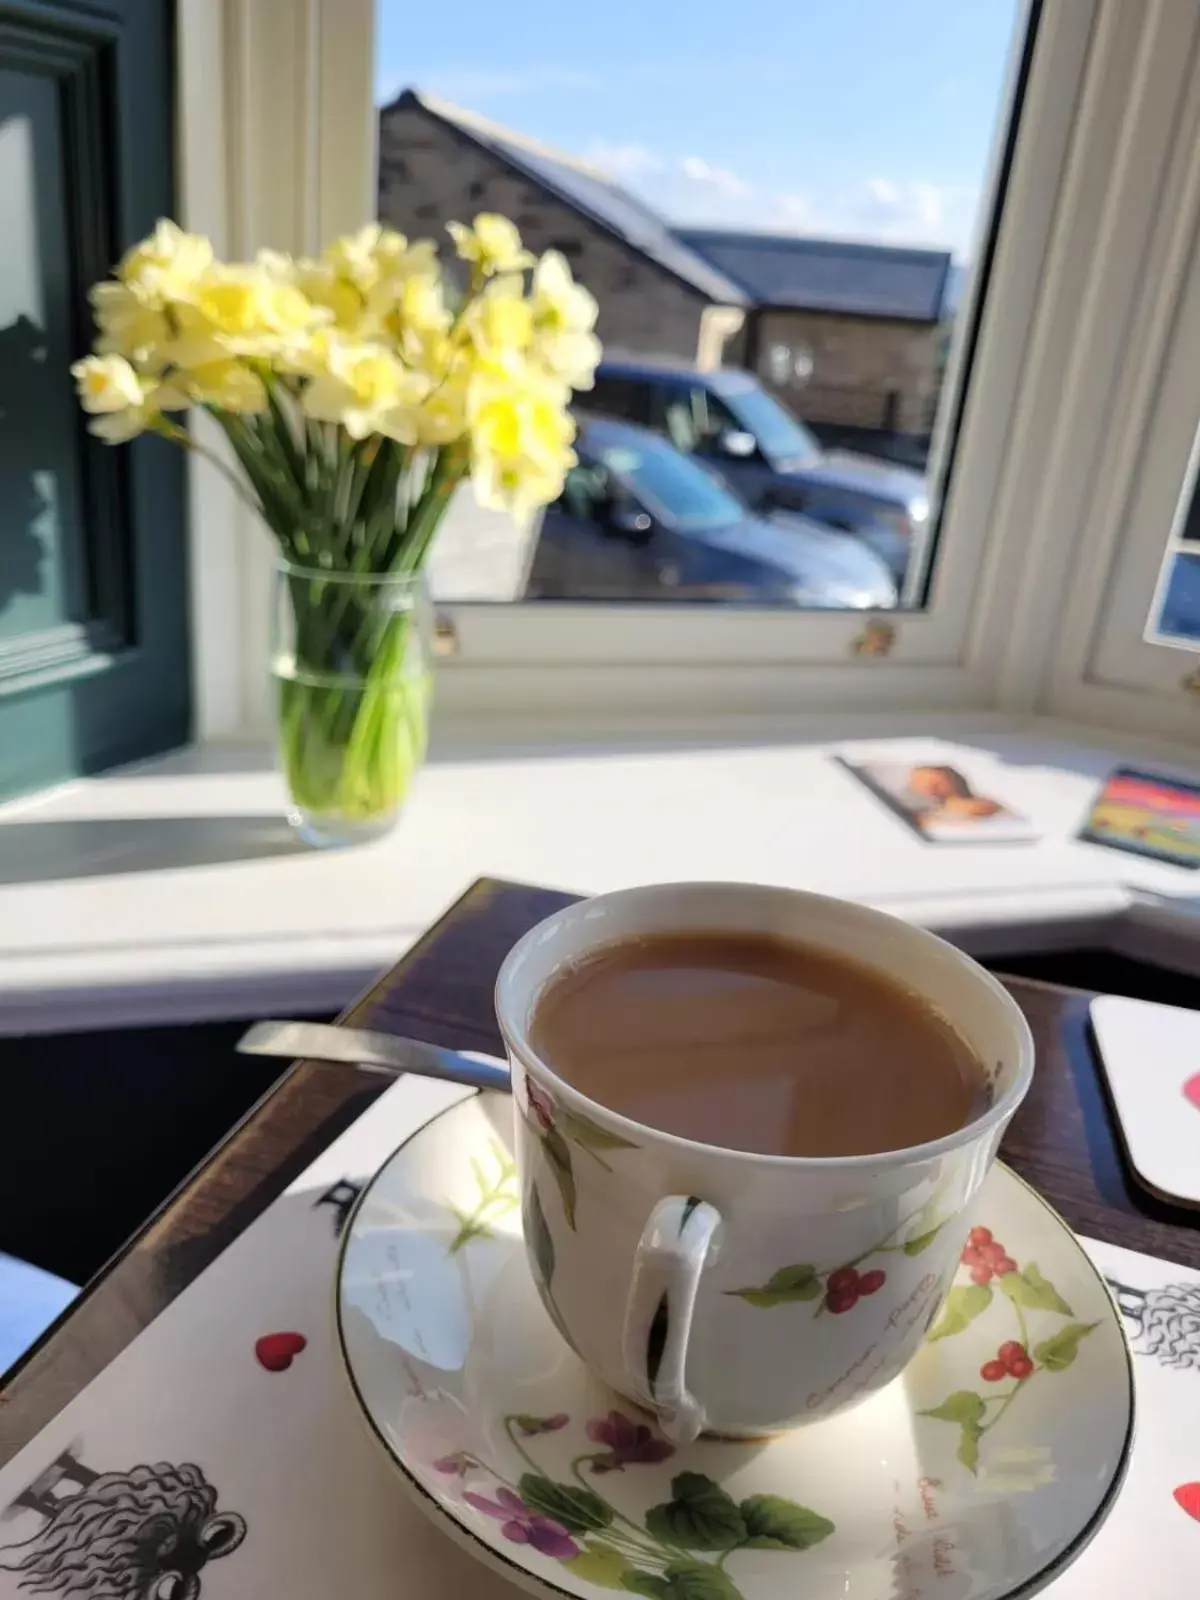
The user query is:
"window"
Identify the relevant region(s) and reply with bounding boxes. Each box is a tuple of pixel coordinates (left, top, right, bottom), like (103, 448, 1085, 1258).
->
(597, 434, 744, 535)
(764, 341, 815, 390)
(588, 375, 652, 427)
(711, 378, 822, 468)
(376, 0, 1032, 632)
(188, 1, 1197, 741)
(1157, 551, 1200, 647)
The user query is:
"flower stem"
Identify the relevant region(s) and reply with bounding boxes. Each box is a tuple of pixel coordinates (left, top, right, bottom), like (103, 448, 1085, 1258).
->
(152, 417, 263, 516)
(503, 1416, 550, 1481)
(568, 1455, 660, 1555)
(979, 1374, 1031, 1436)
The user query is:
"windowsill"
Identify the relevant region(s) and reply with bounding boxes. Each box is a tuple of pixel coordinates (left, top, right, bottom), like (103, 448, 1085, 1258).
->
(2, 714, 1199, 1035)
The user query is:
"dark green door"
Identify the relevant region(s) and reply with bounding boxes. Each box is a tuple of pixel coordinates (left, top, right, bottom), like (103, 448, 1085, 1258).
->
(0, 0, 189, 802)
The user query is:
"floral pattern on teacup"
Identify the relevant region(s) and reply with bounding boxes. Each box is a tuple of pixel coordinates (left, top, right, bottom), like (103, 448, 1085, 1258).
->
(725, 1194, 951, 1317)
(518, 1078, 639, 1230)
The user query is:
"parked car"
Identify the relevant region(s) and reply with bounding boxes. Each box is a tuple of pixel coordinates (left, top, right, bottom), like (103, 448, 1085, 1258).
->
(524, 417, 898, 609)
(585, 357, 930, 584)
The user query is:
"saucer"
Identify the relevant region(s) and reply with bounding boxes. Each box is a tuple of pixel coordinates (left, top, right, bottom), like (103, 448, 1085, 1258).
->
(336, 1091, 1133, 1600)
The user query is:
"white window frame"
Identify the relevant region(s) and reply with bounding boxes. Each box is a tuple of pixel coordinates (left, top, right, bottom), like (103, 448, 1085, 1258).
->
(998, 0, 1200, 742)
(1035, 0, 1200, 744)
(179, 0, 1200, 746)
(178, 0, 378, 741)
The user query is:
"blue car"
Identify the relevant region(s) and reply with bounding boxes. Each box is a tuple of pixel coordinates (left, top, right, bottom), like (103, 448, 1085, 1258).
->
(586, 357, 929, 584)
(525, 417, 897, 609)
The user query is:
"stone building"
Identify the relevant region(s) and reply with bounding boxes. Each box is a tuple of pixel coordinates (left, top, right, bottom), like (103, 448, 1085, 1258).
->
(377, 90, 747, 365)
(676, 230, 953, 437)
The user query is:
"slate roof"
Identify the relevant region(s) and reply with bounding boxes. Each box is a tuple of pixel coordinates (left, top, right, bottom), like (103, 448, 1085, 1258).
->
(385, 90, 747, 307)
(674, 229, 953, 322)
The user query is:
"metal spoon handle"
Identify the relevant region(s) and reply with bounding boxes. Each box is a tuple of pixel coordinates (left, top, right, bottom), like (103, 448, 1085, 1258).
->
(237, 1019, 512, 1094)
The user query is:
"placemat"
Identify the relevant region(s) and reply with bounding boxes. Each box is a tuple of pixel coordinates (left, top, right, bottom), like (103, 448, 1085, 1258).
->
(0, 1074, 1196, 1599)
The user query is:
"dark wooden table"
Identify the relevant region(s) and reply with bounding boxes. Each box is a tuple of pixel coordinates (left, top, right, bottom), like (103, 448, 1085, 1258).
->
(3, 876, 1197, 1467)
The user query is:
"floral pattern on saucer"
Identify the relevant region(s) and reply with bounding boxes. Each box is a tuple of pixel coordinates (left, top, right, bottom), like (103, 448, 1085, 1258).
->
(919, 1224, 1098, 1472)
(337, 1091, 1133, 1600)
(427, 1406, 833, 1599)
(445, 1137, 518, 1255)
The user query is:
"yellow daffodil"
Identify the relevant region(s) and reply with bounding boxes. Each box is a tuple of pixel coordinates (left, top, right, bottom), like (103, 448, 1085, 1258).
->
(471, 445, 572, 524)
(71, 353, 146, 413)
(177, 359, 267, 413)
(88, 404, 159, 442)
(188, 263, 320, 359)
(301, 339, 430, 439)
(293, 258, 367, 336)
(530, 251, 601, 389)
(464, 276, 535, 367)
(415, 371, 471, 445)
(118, 219, 213, 301)
(81, 372, 163, 442)
(467, 366, 576, 521)
(323, 224, 387, 293)
(447, 214, 533, 277)
(293, 259, 367, 335)
(77, 214, 599, 532)
(89, 282, 172, 365)
(299, 229, 441, 341)
(380, 271, 452, 361)
(378, 235, 439, 282)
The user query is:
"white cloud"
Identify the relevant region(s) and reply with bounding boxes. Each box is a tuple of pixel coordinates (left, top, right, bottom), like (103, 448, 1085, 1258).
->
(776, 193, 815, 228)
(767, 179, 979, 256)
(679, 156, 752, 199)
(587, 142, 665, 177)
(591, 151, 760, 228)
(583, 143, 975, 255)
(860, 177, 960, 238)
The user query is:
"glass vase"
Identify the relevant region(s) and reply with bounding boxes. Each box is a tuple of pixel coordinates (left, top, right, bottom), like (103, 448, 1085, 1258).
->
(270, 560, 433, 849)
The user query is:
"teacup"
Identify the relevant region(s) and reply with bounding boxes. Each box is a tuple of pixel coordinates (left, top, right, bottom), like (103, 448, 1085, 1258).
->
(495, 882, 1034, 1442)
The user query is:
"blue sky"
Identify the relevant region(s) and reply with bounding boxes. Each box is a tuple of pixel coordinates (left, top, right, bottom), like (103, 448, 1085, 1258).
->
(376, 1, 1022, 259)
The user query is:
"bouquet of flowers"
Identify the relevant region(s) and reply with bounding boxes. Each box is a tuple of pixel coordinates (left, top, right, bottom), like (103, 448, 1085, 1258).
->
(72, 214, 600, 844)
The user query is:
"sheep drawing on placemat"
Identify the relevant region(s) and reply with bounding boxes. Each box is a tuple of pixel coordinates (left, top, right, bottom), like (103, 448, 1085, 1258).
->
(1107, 1276, 1200, 1370)
(0, 1445, 246, 1598)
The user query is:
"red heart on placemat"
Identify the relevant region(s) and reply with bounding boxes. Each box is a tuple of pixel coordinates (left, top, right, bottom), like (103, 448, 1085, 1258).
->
(1183, 1074, 1200, 1112)
(255, 1331, 307, 1372)
(1173, 1483, 1200, 1521)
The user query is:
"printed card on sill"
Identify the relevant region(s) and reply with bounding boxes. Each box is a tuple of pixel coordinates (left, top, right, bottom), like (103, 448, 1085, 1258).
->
(1078, 765, 1200, 869)
(835, 755, 1039, 845)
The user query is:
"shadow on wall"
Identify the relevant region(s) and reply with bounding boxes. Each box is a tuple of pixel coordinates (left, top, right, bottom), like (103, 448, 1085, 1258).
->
(0, 313, 54, 625)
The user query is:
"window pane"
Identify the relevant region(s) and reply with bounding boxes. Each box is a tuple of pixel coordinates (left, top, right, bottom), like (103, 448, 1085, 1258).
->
(1156, 552, 1200, 645)
(376, 0, 1027, 611)
(1148, 464, 1200, 650)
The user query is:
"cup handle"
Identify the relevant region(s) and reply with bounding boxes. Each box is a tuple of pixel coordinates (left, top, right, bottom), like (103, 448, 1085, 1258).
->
(621, 1195, 723, 1445)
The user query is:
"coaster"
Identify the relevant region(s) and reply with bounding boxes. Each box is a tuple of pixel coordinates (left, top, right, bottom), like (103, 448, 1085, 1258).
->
(1091, 993, 1200, 1206)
